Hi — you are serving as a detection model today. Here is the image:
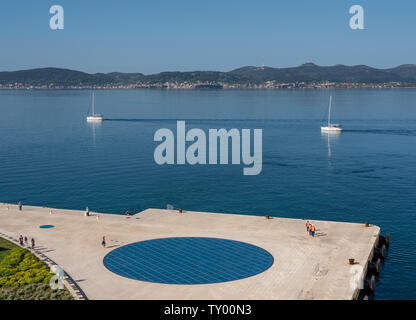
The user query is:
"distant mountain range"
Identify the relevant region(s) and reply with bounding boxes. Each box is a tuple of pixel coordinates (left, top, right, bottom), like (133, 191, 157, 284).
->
(1, 63, 416, 88)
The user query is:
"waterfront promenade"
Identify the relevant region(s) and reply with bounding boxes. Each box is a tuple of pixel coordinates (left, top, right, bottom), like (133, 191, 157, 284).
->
(0, 203, 379, 300)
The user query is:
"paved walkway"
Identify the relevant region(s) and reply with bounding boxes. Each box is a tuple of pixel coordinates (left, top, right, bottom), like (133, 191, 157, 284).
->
(0, 203, 379, 300)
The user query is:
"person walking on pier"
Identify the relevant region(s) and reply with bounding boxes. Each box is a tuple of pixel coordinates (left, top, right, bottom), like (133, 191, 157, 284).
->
(19, 235, 23, 246)
(18, 201, 22, 211)
(311, 225, 316, 237)
(31, 238, 35, 249)
(305, 222, 316, 237)
(24, 236, 28, 246)
(101, 236, 106, 248)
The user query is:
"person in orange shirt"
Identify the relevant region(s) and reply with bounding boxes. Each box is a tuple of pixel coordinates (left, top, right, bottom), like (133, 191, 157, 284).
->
(311, 225, 316, 237)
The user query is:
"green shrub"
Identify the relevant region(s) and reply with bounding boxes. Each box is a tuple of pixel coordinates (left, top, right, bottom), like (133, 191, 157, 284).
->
(0, 238, 18, 262)
(0, 248, 53, 287)
(0, 241, 73, 300)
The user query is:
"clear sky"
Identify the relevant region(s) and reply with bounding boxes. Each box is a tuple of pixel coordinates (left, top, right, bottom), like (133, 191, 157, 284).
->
(0, 0, 415, 74)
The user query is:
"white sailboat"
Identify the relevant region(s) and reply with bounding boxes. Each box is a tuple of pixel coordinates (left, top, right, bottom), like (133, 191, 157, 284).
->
(86, 92, 104, 122)
(321, 96, 342, 133)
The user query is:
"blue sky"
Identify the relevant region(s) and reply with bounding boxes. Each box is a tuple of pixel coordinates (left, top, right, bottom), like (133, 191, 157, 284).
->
(0, 0, 415, 73)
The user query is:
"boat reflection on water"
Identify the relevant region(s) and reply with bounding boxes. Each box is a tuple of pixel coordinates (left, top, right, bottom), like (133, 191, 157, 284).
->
(87, 121, 102, 148)
(321, 130, 341, 160)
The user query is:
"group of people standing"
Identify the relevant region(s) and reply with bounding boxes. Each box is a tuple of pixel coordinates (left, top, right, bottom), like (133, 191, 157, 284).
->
(306, 221, 316, 237)
(19, 235, 35, 249)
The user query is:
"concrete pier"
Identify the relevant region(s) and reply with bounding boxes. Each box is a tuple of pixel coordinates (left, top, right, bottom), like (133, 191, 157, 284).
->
(0, 203, 379, 300)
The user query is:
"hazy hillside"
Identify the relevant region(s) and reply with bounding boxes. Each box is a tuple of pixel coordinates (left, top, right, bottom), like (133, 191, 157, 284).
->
(1, 63, 416, 87)
(0, 68, 116, 86)
(229, 63, 416, 83)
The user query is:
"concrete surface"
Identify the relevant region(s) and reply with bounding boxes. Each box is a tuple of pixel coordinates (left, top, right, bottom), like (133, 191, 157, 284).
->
(0, 203, 379, 300)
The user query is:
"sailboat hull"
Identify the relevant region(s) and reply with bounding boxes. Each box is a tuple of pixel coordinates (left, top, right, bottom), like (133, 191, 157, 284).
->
(321, 126, 342, 132)
(87, 115, 104, 122)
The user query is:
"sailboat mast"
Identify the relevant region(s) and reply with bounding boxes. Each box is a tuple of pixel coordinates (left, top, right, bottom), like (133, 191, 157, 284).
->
(92, 92, 95, 116)
(328, 96, 332, 126)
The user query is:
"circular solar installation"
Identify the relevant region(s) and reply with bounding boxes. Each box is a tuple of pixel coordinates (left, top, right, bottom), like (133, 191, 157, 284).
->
(103, 237, 274, 284)
(39, 225, 55, 229)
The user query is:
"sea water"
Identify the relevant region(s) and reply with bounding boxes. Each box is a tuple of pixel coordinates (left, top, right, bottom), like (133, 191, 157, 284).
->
(0, 88, 415, 299)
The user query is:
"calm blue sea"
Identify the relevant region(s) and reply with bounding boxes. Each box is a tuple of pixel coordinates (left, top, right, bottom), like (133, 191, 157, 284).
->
(0, 89, 415, 299)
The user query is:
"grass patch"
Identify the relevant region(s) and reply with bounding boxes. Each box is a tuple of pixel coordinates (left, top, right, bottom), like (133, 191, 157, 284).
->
(0, 283, 73, 300)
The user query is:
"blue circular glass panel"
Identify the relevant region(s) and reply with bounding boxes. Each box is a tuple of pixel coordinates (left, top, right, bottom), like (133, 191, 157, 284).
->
(103, 237, 274, 284)
(39, 225, 55, 229)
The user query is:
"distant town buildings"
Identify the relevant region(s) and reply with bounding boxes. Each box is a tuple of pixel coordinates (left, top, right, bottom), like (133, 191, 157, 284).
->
(0, 81, 410, 90)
